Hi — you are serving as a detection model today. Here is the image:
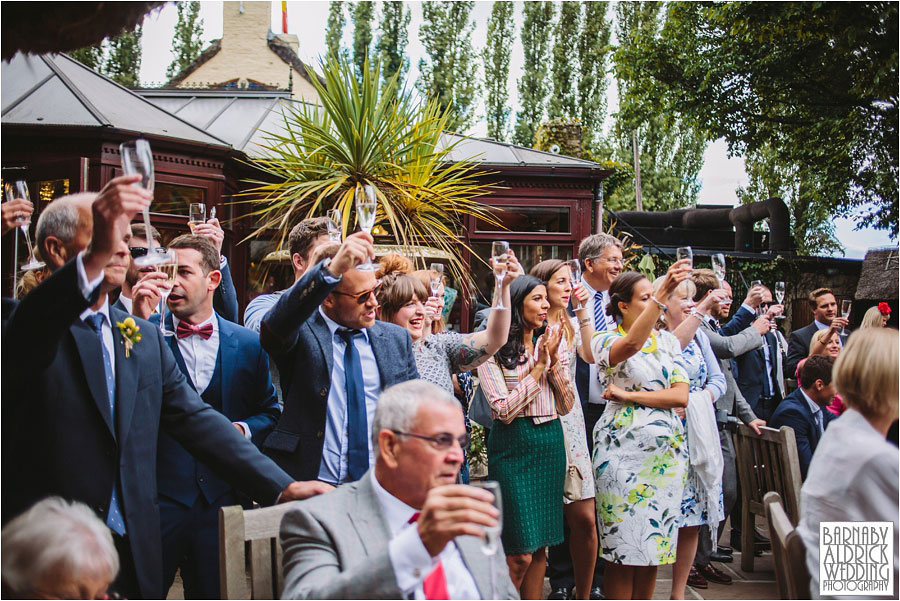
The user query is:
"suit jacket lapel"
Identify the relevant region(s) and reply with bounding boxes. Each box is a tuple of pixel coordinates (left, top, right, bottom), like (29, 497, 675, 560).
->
(310, 311, 334, 376)
(455, 535, 493, 598)
(70, 319, 116, 438)
(367, 325, 386, 387)
(217, 315, 234, 413)
(111, 306, 139, 446)
(165, 314, 195, 389)
(349, 474, 392, 557)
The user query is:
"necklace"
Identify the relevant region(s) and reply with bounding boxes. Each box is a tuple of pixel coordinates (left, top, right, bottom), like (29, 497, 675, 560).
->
(617, 324, 658, 354)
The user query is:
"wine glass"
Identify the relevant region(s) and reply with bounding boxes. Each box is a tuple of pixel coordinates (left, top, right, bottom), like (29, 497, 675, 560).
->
(4, 181, 44, 271)
(491, 241, 510, 310)
(566, 258, 582, 308)
(711, 252, 729, 303)
(326, 208, 342, 243)
(429, 263, 444, 298)
(470, 480, 503, 599)
(774, 281, 786, 321)
(841, 299, 852, 336)
(121, 139, 164, 266)
(676, 246, 693, 269)
(750, 280, 763, 316)
(188, 203, 206, 233)
(156, 249, 178, 337)
(355, 185, 378, 271)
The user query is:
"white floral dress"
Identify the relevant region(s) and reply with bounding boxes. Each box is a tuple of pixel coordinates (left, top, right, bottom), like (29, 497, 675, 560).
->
(591, 328, 688, 565)
(560, 316, 596, 503)
(678, 339, 725, 527)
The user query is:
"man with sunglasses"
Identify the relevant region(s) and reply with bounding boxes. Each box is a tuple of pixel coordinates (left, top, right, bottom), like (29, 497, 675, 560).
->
(735, 285, 786, 421)
(280, 379, 517, 599)
(260, 231, 419, 483)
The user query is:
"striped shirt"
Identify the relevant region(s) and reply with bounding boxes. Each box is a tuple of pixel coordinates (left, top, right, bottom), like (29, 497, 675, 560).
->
(477, 337, 576, 425)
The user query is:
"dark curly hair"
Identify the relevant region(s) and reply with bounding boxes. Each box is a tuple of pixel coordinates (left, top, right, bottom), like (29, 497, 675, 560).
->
(496, 275, 547, 370)
(606, 271, 648, 323)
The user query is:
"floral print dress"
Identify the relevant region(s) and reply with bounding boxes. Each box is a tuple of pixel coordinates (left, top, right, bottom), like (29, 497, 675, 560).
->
(591, 328, 689, 566)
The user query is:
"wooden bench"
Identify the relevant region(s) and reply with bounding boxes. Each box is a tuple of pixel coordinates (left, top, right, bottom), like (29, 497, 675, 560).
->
(733, 424, 803, 571)
(764, 492, 811, 599)
(219, 503, 296, 599)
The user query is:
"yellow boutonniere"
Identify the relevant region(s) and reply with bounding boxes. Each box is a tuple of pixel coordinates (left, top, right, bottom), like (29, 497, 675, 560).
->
(116, 317, 142, 358)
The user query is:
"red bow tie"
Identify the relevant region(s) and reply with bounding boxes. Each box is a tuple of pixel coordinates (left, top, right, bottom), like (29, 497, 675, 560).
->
(176, 321, 213, 340)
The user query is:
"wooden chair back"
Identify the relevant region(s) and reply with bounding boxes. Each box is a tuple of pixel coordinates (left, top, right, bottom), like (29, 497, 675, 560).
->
(219, 503, 295, 599)
(764, 492, 811, 599)
(733, 424, 803, 571)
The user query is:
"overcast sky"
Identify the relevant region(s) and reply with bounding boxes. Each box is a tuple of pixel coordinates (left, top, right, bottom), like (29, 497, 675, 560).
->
(138, 1, 894, 258)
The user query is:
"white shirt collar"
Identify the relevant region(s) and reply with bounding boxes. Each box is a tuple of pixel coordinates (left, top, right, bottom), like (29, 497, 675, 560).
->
(80, 298, 111, 325)
(117, 294, 133, 313)
(370, 471, 419, 537)
(799, 388, 822, 416)
(318, 306, 371, 342)
(813, 319, 831, 330)
(580, 277, 598, 297)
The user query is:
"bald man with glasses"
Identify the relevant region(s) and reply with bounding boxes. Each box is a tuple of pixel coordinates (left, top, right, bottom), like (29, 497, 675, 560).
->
(260, 232, 419, 483)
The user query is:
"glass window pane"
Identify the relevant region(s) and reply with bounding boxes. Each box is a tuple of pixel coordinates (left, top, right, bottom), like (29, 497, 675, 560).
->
(475, 206, 570, 233)
(153, 183, 206, 216)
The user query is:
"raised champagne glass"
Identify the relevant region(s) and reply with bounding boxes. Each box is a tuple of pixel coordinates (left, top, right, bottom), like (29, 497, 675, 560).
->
(188, 203, 206, 234)
(156, 249, 178, 337)
(491, 241, 510, 310)
(355, 185, 378, 271)
(774, 281, 786, 321)
(326, 208, 342, 243)
(841, 299, 852, 336)
(120, 139, 165, 266)
(676, 246, 693, 269)
(566, 258, 582, 308)
(4, 180, 44, 271)
(429, 263, 444, 298)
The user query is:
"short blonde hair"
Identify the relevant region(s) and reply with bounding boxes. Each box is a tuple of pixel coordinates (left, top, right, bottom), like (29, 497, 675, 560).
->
(860, 305, 887, 329)
(833, 328, 899, 419)
(809, 328, 839, 356)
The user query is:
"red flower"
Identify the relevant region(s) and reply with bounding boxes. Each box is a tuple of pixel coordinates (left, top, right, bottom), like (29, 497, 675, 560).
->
(878, 302, 891, 316)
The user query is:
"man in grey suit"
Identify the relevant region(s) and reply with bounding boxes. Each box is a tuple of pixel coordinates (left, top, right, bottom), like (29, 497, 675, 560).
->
(261, 233, 419, 482)
(280, 379, 518, 600)
(690, 272, 769, 586)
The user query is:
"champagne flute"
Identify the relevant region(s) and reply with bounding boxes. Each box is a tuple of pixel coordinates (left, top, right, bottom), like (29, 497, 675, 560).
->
(355, 185, 378, 271)
(121, 139, 164, 266)
(841, 299, 852, 336)
(188, 203, 206, 233)
(429, 263, 444, 298)
(470, 480, 503, 599)
(491, 241, 510, 310)
(774, 281, 786, 321)
(566, 258, 582, 308)
(326, 208, 342, 243)
(156, 249, 178, 337)
(676, 246, 693, 269)
(750, 280, 763, 316)
(4, 181, 44, 271)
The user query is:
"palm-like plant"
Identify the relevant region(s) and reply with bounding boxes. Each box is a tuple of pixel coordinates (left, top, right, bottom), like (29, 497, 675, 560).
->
(242, 55, 501, 286)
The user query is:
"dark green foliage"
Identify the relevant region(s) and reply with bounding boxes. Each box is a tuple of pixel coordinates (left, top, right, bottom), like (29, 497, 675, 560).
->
(482, 1, 514, 141)
(513, 1, 554, 146)
(578, 1, 612, 149)
(548, 0, 580, 119)
(351, 1, 374, 80)
(375, 1, 411, 89)
(166, 1, 203, 79)
(326, 1, 346, 62)
(105, 26, 143, 88)
(69, 43, 104, 70)
(417, 1, 478, 132)
(622, 1, 898, 249)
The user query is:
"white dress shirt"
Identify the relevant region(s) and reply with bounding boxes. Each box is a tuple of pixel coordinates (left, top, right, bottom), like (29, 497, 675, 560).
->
(797, 409, 899, 599)
(75, 253, 115, 371)
(370, 473, 481, 600)
(117, 293, 133, 314)
(580, 277, 609, 404)
(317, 307, 381, 485)
(173, 313, 219, 394)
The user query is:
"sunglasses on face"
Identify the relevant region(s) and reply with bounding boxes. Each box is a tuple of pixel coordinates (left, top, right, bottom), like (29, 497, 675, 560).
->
(129, 246, 167, 259)
(391, 430, 472, 450)
(331, 281, 383, 304)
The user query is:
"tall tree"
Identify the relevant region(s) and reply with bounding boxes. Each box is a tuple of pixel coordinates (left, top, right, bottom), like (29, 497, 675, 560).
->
(609, 1, 707, 212)
(326, 2, 345, 62)
(166, 1, 204, 79)
(624, 1, 898, 246)
(513, 1, 554, 146)
(418, 1, 479, 132)
(375, 1, 411, 89)
(69, 43, 104, 71)
(105, 26, 143, 88)
(577, 1, 612, 150)
(351, 1, 374, 79)
(548, 1, 580, 119)
(482, 1, 514, 141)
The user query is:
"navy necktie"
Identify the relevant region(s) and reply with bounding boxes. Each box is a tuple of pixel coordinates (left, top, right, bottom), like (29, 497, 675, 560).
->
(86, 313, 126, 536)
(593, 291, 607, 332)
(337, 328, 368, 481)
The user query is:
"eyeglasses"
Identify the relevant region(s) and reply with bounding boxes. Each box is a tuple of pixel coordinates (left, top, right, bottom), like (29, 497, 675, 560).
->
(332, 281, 383, 304)
(129, 246, 167, 259)
(391, 430, 471, 450)
(589, 256, 624, 266)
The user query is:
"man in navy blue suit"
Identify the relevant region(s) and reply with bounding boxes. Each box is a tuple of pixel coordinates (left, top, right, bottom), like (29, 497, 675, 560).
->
(769, 354, 837, 479)
(260, 232, 419, 483)
(135, 234, 317, 598)
(3, 180, 327, 599)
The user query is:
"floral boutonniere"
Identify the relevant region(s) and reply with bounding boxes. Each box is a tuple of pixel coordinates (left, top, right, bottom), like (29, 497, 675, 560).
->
(116, 317, 142, 358)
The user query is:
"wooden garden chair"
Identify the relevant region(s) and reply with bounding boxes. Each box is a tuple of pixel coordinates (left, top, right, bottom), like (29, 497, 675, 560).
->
(219, 503, 295, 599)
(764, 491, 811, 599)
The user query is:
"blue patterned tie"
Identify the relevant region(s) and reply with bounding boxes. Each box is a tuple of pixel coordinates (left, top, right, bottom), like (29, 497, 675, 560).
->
(593, 291, 607, 331)
(86, 313, 126, 536)
(337, 328, 368, 481)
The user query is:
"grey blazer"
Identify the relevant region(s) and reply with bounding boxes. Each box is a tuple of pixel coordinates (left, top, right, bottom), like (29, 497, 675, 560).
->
(279, 473, 519, 600)
(699, 318, 761, 424)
